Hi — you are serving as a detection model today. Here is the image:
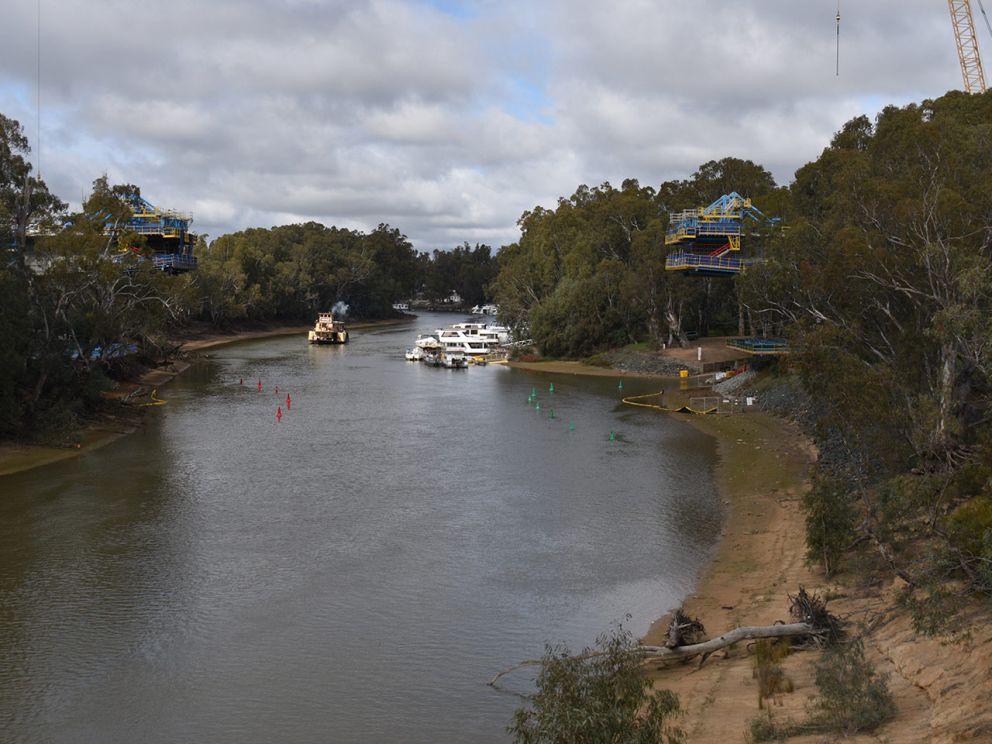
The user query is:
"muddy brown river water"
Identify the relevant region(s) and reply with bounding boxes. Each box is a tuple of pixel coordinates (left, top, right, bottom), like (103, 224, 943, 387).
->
(0, 313, 721, 743)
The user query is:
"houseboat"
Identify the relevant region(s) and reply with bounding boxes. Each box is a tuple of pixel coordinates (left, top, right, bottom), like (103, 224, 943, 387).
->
(435, 323, 510, 356)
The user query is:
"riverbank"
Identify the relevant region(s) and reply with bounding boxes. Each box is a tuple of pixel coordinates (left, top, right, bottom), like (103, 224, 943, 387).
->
(0, 317, 413, 478)
(645, 411, 992, 742)
(508, 357, 992, 741)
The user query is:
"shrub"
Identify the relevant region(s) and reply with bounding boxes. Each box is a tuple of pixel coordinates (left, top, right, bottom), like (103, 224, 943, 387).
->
(747, 713, 806, 743)
(803, 473, 857, 578)
(809, 637, 895, 735)
(30, 403, 81, 446)
(748, 636, 894, 741)
(897, 581, 964, 636)
(509, 625, 683, 744)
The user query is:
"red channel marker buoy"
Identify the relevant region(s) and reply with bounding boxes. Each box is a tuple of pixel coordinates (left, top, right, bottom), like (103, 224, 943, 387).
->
(276, 406, 283, 423)
(286, 394, 291, 410)
(239, 377, 243, 385)
(257, 379, 262, 392)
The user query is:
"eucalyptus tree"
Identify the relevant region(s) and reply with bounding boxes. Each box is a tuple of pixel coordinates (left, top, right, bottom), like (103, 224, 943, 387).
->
(0, 113, 65, 436)
(0, 113, 65, 261)
(743, 92, 992, 468)
(741, 92, 992, 615)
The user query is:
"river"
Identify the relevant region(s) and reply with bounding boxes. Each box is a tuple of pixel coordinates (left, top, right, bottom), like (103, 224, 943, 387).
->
(0, 313, 722, 743)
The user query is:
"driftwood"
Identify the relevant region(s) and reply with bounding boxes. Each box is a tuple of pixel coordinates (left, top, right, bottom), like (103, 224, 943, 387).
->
(640, 622, 821, 664)
(487, 622, 822, 687)
(789, 586, 844, 644)
(666, 608, 705, 648)
(121, 386, 148, 405)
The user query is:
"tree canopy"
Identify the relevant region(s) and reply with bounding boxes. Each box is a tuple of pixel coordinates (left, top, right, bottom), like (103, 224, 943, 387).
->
(740, 90, 992, 622)
(493, 159, 780, 355)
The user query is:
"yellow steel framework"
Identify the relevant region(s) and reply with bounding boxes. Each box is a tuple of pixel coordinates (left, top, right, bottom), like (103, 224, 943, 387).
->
(948, 0, 987, 92)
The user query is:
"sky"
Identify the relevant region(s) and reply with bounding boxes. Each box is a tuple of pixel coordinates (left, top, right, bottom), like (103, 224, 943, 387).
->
(0, 0, 980, 250)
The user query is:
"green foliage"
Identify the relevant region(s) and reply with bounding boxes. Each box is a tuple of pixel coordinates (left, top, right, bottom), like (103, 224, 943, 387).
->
(418, 242, 498, 306)
(748, 91, 992, 467)
(493, 163, 780, 355)
(897, 581, 964, 636)
(747, 713, 806, 743)
(0, 266, 31, 435)
(0, 112, 66, 255)
(803, 473, 857, 577)
(741, 91, 992, 620)
(199, 222, 418, 321)
(810, 638, 895, 735)
(657, 157, 777, 211)
(947, 496, 992, 557)
(509, 626, 683, 744)
(29, 399, 82, 447)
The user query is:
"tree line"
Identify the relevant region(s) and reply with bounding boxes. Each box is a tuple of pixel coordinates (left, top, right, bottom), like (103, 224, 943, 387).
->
(492, 158, 780, 354)
(498, 90, 991, 739)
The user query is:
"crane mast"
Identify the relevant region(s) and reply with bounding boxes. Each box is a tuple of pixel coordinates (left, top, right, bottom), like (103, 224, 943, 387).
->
(948, 0, 988, 92)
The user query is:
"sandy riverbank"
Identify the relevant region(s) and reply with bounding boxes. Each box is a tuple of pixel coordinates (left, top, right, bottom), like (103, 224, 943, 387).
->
(509, 358, 991, 742)
(642, 411, 992, 743)
(0, 318, 413, 478)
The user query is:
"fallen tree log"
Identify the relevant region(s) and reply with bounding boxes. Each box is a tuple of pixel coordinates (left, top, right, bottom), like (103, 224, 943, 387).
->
(488, 622, 821, 687)
(639, 622, 821, 662)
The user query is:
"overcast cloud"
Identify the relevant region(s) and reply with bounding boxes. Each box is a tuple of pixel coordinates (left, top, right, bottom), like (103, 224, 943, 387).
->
(0, 0, 975, 249)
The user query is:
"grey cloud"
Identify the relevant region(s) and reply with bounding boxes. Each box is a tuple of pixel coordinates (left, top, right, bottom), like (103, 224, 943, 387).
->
(0, 0, 979, 249)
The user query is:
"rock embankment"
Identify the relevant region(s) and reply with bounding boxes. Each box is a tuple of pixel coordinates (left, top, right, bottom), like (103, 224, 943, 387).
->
(601, 349, 690, 377)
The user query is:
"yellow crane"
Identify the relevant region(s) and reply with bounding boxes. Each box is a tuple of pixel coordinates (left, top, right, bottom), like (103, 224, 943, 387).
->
(948, 0, 988, 92)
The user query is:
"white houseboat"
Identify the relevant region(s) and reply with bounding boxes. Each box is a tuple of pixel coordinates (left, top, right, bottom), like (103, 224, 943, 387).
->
(435, 323, 510, 356)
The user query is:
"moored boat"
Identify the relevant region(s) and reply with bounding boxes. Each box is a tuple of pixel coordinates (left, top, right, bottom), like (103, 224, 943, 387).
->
(440, 351, 468, 369)
(434, 323, 510, 355)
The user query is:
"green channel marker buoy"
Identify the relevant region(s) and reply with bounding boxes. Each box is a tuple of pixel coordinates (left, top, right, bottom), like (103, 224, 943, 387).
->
(531, 387, 536, 396)
(609, 430, 616, 441)
(569, 421, 575, 431)
(536, 403, 541, 412)
(549, 382, 555, 393)
(617, 379, 624, 391)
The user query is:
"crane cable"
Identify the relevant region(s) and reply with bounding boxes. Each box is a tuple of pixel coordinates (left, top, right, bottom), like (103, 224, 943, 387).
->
(835, 1, 841, 76)
(36, 0, 41, 178)
(977, 0, 992, 40)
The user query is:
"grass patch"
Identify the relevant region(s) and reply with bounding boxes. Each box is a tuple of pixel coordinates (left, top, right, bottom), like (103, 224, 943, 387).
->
(753, 638, 794, 709)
